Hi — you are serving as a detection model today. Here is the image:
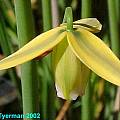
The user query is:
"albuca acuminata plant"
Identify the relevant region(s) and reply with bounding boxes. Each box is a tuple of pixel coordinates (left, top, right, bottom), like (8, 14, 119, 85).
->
(0, 7, 120, 100)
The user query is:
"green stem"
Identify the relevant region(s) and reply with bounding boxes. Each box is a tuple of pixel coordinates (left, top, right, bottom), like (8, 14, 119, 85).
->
(81, 0, 93, 120)
(81, 0, 91, 18)
(40, 0, 53, 119)
(116, 0, 120, 21)
(108, 0, 120, 119)
(41, 0, 52, 32)
(81, 73, 94, 120)
(107, 0, 120, 56)
(14, 0, 38, 116)
(63, 7, 73, 31)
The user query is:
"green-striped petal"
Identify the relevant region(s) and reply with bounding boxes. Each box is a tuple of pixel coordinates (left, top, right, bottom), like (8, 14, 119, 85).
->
(0, 27, 66, 70)
(67, 28, 120, 86)
(54, 38, 90, 100)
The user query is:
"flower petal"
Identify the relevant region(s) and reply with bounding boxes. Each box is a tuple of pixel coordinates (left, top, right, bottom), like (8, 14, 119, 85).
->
(67, 28, 120, 86)
(73, 18, 102, 33)
(52, 36, 68, 71)
(53, 38, 90, 100)
(0, 27, 66, 70)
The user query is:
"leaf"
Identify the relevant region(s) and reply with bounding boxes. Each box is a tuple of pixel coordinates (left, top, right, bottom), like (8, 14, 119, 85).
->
(67, 28, 120, 86)
(0, 27, 66, 70)
(54, 39, 90, 100)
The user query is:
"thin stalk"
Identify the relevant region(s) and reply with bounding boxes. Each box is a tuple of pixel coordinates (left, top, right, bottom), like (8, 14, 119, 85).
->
(0, 14, 21, 99)
(81, 73, 94, 120)
(107, 0, 120, 119)
(107, 0, 119, 56)
(41, 61, 48, 120)
(56, 101, 71, 120)
(14, 0, 38, 115)
(81, 0, 91, 18)
(81, 0, 93, 120)
(116, 0, 120, 21)
(40, 0, 53, 119)
(63, 7, 73, 31)
(41, 0, 52, 32)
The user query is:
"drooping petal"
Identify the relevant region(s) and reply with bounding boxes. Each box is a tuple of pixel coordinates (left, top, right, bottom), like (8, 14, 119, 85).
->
(67, 28, 120, 86)
(52, 36, 68, 71)
(73, 18, 102, 33)
(0, 27, 66, 70)
(53, 38, 90, 100)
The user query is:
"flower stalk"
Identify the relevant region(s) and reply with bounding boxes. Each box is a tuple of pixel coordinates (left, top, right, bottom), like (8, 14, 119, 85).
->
(107, 0, 120, 56)
(108, 0, 120, 119)
(81, 0, 93, 120)
(63, 7, 73, 31)
(41, 0, 52, 32)
(14, 0, 38, 115)
(41, 0, 53, 119)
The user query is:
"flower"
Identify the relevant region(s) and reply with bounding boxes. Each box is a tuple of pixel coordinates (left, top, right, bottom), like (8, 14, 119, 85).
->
(0, 14, 120, 100)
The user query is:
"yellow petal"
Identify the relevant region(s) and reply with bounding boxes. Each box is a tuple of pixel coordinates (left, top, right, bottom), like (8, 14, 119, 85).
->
(67, 28, 120, 86)
(52, 36, 68, 71)
(54, 38, 90, 100)
(0, 27, 66, 70)
(73, 18, 102, 33)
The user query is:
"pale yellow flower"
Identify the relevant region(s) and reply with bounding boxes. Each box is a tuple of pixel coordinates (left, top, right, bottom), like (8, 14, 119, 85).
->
(0, 18, 119, 100)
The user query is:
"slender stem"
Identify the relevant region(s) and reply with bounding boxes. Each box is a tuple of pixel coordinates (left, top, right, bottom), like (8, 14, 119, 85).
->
(56, 101, 71, 120)
(14, 0, 38, 115)
(107, 0, 120, 119)
(41, 0, 53, 119)
(81, 73, 94, 120)
(107, 0, 120, 56)
(81, 0, 91, 18)
(41, 0, 52, 32)
(63, 7, 73, 31)
(116, 0, 120, 21)
(81, 0, 93, 120)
